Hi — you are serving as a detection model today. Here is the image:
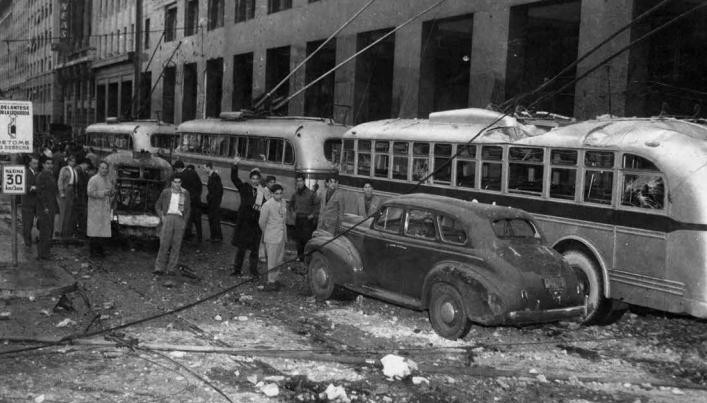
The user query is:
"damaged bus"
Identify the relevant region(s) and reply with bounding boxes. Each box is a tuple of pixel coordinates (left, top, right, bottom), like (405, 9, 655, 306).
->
(337, 109, 707, 325)
(84, 119, 178, 159)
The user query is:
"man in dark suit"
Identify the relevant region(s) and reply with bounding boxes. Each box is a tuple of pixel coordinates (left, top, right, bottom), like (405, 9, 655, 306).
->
(205, 162, 223, 242)
(231, 157, 263, 277)
(36, 156, 59, 260)
(21, 155, 39, 247)
(180, 163, 203, 242)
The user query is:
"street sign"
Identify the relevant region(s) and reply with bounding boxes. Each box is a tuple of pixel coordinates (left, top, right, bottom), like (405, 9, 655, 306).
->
(0, 100, 33, 153)
(2, 165, 26, 194)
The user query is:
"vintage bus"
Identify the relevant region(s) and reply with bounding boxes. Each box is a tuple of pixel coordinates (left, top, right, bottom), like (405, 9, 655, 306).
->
(174, 112, 348, 213)
(84, 119, 179, 159)
(336, 108, 707, 324)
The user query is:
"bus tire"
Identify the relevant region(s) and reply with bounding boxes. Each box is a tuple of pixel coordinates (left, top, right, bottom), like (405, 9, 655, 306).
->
(563, 250, 625, 325)
(307, 252, 335, 301)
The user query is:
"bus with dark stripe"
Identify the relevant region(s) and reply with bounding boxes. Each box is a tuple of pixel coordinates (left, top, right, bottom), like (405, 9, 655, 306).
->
(336, 108, 707, 324)
(174, 112, 348, 214)
(84, 119, 178, 158)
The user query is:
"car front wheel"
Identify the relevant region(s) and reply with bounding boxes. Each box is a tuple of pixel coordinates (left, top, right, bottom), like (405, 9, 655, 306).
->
(428, 283, 472, 340)
(308, 252, 335, 301)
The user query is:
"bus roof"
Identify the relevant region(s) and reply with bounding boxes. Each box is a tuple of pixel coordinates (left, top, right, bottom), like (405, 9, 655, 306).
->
(86, 120, 176, 135)
(343, 108, 544, 143)
(177, 116, 348, 140)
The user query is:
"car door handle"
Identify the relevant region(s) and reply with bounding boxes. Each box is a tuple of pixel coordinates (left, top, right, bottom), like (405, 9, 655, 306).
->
(387, 243, 407, 250)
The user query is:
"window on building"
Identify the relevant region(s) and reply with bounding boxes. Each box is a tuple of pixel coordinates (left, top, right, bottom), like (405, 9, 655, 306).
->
(164, 5, 177, 42)
(144, 18, 150, 49)
(162, 66, 176, 123)
(205, 58, 223, 117)
(185, 0, 198, 36)
(419, 14, 474, 116)
(182, 63, 198, 121)
(268, 0, 292, 14)
(305, 39, 336, 118)
(235, 0, 255, 22)
(208, 0, 224, 30)
(265, 46, 291, 109)
(232, 53, 254, 110)
(138, 71, 152, 119)
(354, 29, 395, 124)
(506, 0, 581, 117)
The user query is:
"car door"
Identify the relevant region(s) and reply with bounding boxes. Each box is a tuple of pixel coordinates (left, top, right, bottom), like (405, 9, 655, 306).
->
(361, 205, 407, 288)
(391, 208, 442, 297)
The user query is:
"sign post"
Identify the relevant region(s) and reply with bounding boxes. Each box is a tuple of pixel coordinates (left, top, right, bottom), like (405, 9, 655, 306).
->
(0, 100, 33, 267)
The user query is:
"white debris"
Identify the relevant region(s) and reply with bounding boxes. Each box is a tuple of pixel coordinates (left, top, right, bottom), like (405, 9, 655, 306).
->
(28, 295, 36, 302)
(528, 368, 539, 374)
(55, 318, 76, 328)
(40, 310, 52, 317)
(412, 376, 430, 385)
(261, 383, 279, 397)
(323, 384, 349, 401)
(536, 374, 548, 383)
(264, 375, 285, 382)
(34, 395, 45, 403)
(247, 374, 259, 385)
(168, 351, 185, 358)
(671, 388, 685, 395)
(214, 314, 222, 321)
(380, 354, 417, 380)
(237, 316, 249, 322)
(0, 312, 11, 320)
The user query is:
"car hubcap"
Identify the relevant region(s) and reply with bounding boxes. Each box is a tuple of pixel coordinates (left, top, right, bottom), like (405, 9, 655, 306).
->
(440, 301, 457, 324)
(314, 266, 328, 288)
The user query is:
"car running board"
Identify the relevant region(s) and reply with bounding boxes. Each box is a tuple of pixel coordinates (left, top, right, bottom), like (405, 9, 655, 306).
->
(353, 285, 424, 310)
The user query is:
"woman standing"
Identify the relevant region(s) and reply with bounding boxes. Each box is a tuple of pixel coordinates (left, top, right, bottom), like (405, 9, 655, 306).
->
(87, 161, 115, 257)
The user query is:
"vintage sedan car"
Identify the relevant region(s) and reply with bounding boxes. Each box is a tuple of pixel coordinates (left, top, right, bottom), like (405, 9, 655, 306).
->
(305, 194, 587, 340)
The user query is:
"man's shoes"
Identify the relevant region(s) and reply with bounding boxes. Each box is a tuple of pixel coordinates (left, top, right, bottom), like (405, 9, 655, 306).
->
(153, 269, 176, 276)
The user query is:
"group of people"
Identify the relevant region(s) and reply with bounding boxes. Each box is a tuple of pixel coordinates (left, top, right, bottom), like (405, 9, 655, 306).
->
(21, 149, 382, 293)
(21, 147, 116, 260)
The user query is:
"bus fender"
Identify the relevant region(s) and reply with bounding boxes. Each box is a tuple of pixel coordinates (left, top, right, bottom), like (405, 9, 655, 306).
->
(552, 236, 611, 298)
(421, 262, 505, 325)
(304, 232, 363, 285)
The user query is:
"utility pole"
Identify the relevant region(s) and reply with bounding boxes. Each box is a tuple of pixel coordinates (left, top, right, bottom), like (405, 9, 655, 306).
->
(132, 0, 143, 119)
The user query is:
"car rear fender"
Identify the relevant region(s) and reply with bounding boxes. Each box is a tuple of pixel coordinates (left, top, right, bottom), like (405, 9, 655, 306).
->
(422, 261, 506, 325)
(305, 233, 363, 285)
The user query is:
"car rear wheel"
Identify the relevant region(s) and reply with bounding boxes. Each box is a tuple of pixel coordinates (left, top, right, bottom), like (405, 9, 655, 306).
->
(563, 250, 626, 325)
(428, 283, 472, 340)
(308, 252, 335, 301)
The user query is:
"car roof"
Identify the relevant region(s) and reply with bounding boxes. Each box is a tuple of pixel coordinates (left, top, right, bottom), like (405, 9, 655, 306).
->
(382, 193, 532, 224)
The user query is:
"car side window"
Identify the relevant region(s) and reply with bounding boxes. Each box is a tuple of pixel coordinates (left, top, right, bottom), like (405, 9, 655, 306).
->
(374, 206, 404, 234)
(404, 209, 437, 240)
(437, 215, 467, 246)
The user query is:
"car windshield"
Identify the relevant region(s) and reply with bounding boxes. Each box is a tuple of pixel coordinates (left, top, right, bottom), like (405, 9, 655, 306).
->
(491, 218, 539, 239)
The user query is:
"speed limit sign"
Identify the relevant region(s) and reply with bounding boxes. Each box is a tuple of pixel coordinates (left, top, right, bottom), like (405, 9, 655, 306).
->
(2, 165, 25, 194)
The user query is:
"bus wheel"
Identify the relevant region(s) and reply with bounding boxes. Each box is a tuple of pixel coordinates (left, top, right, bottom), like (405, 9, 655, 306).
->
(428, 283, 472, 340)
(563, 250, 625, 325)
(307, 252, 335, 301)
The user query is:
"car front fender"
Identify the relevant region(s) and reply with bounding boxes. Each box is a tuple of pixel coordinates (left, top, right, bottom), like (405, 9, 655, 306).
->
(304, 231, 363, 285)
(422, 261, 507, 325)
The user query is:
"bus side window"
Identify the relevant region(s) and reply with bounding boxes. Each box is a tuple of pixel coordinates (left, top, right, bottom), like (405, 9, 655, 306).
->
(357, 140, 371, 176)
(284, 141, 294, 164)
(184, 133, 202, 153)
(237, 136, 248, 157)
(584, 151, 614, 205)
(412, 142, 430, 182)
(247, 136, 267, 160)
(392, 141, 409, 180)
(228, 136, 239, 157)
(342, 140, 355, 173)
(267, 138, 284, 163)
(433, 143, 452, 185)
(374, 140, 390, 178)
(549, 149, 577, 200)
(621, 154, 664, 210)
(456, 144, 476, 188)
(481, 145, 502, 191)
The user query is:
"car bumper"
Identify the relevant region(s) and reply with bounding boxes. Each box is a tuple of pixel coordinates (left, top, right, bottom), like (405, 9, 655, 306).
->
(506, 304, 586, 324)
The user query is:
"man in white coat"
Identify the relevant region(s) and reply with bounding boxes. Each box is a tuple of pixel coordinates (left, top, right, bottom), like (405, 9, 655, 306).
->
(87, 161, 114, 257)
(258, 183, 287, 291)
